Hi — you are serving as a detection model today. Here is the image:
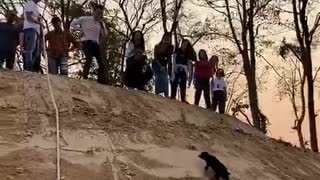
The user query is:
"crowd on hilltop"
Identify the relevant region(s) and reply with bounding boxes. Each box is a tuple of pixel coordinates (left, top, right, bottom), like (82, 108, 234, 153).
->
(0, 0, 228, 113)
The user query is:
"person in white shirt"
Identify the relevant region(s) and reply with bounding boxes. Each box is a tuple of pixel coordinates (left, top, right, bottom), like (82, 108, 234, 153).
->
(23, 0, 41, 72)
(70, 4, 108, 84)
(211, 68, 227, 114)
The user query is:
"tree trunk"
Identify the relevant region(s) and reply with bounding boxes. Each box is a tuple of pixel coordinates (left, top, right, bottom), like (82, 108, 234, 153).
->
(305, 55, 318, 152)
(242, 52, 261, 131)
(296, 121, 305, 150)
(246, 69, 261, 131)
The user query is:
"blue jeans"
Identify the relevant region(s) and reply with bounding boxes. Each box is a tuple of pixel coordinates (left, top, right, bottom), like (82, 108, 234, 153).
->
(48, 56, 68, 75)
(24, 28, 39, 72)
(152, 62, 169, 97)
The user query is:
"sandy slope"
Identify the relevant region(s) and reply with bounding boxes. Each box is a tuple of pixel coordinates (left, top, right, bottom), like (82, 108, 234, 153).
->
(1, 71, 320, 180)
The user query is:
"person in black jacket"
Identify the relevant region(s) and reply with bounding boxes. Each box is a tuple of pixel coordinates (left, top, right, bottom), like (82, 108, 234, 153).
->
(170, 39, 196, 103)
(0, 10, 19, 69)
(124, 30, 153, 90)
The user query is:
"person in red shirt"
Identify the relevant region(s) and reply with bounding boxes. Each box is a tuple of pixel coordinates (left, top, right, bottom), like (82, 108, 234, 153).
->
(194, 49, 213, 109)
(45, 17, 79, 75)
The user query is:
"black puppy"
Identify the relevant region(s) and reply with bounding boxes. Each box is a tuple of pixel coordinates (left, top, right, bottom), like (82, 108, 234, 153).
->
(199, 152, 230, 180)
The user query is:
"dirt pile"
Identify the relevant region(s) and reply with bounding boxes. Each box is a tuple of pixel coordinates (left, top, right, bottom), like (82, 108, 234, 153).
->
(1, 71, 320, 180)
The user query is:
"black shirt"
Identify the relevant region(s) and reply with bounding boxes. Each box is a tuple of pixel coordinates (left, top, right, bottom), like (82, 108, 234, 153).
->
(0, 22, 19, 54)
(154, 43, 174, 66)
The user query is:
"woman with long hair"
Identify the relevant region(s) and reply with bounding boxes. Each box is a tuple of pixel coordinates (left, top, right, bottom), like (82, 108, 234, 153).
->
(124, 30, 153, 90)
(153, 32, 174, 97)
(194, 49, 212, 109)
(171, 39, 196, 103)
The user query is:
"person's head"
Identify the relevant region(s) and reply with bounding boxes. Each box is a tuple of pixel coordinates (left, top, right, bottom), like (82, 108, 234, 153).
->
(93, 4, 104, 21)
(5, 10, 17, 24)
(198, 49, 208, 61)
(51, 16, 61, 30)
(181, 39, 192, 52)
(161, 32, 172, 45)
(131, 30, 145, 50)
(216, 68, 225, 78)
(180, 39, 196, 61)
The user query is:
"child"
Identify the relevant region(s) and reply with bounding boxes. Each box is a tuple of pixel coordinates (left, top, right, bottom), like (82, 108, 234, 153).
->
(194, 49, 212, 109)
(212, 68, 227, 114)
(209, 55, 219, 75)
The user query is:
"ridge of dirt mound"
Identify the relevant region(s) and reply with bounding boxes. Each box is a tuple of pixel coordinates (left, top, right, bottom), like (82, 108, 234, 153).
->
(1, 71, 320, 180)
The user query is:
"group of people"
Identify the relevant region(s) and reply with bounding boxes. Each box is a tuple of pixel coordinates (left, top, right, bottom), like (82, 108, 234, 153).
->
(0, 0, 107, 81)
(0, 0, 227, 114)
(124, 30, 227, 113)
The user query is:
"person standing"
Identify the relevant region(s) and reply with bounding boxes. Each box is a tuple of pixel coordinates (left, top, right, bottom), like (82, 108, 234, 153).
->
(70, 4, 108, 84)
(23, 0, 41, 72)
(124, 31, 153, 90)
(0, 10, 19, 69)
(194, 50, 212, 109)
(171, 39, 196, 103)
(153, 32, 174, 97)
(212, 69, 227, 114)
(45, 17, 79, 75)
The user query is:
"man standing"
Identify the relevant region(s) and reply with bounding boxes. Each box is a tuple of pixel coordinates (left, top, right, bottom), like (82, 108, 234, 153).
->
(0, 10, 19, 69)
(71, 4, 108, 84)
(23, 0, 41, 72)
(45, 17, 79, 75)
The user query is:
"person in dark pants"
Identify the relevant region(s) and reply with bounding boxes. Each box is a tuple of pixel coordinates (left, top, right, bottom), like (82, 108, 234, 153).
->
(153, 32, 174, 97)
(170, 39, 196, 103)
(0, 10, 19, 69)
(211, 69, 227, 114)
(194, 49, 212, 109)
(71, 4, 108, 84)
(124, 30, 153, 90)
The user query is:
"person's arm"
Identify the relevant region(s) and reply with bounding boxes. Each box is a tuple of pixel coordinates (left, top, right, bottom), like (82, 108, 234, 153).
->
(100, 21, 108, 39)
(19, 32, 24, 51)
(70, 18, 82, 31)
(187, 60, 193, 87)
(125, 42, 134, 58)
(153, 44, 162, 65)
(68, 33, 80, 51)
(25, 3, 40, 25)
(224, 81, 228, 101)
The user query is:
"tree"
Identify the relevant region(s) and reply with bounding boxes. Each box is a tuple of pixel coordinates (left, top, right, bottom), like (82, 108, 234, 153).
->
(273, 0, 320, 152)
(160, 0, 185, 46)
(199, 0, 274, 133)
(289, 0, 320, 152)
(278, 40, 307, 150)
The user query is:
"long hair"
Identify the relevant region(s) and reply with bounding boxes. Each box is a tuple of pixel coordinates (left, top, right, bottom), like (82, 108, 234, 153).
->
(181, 39, 196, 61)
(131, 30, 145, 51)
(198, 49, 208, 61)
(161, 32, 171, 43)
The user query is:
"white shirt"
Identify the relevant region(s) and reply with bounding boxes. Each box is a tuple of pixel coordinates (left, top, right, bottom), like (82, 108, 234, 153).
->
(125, 42, 135, 59)
(71, 16, 105, 43)
(211, 78, 227, 92)
(23, 0, 40, 33)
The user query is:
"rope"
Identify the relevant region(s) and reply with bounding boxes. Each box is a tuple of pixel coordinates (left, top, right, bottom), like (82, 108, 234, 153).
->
(41, 31, 61, 180)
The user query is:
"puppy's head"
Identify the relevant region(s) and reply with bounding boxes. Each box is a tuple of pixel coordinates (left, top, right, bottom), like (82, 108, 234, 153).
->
(199, 151, 209, 159)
